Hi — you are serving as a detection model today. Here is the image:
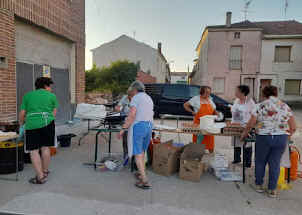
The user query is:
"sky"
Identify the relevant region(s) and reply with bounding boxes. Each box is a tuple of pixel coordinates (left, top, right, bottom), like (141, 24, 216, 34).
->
(85, 0, 302, 72)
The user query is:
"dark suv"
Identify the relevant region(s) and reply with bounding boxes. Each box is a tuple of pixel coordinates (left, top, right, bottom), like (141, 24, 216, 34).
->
(145, 84, 232, 119)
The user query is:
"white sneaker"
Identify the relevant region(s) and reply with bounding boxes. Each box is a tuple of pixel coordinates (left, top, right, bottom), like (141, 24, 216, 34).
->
(254, 185, 265, 193)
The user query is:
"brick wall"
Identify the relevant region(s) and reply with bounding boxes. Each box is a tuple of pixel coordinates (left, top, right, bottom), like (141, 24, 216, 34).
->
(0, 0, 85, 122)
(0, 9, 16, 122)
(136, 71, 157, 84)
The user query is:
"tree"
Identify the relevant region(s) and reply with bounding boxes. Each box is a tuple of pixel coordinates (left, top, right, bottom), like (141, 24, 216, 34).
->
(85, 60, 138, 96)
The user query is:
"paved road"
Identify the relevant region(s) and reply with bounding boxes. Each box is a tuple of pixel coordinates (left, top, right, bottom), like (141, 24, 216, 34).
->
(0, 113, 301, 215)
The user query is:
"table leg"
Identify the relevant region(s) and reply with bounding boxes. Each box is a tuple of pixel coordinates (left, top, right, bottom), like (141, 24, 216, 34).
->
(177, 116, 180, 143)
(287, 145, 291, 184)
(233, 138, 236, 162)
(94, 131, 101, 170)
(109, 125, 112, 153)
(15, 138, 18, 181)
(242, 142, 246, 184)
(79, 119, 91, 146)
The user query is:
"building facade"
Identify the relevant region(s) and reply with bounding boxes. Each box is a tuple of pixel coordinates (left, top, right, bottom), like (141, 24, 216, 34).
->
(91, 35, 170, 83)
(259, 36, 302, 102)
(171, 72, 189, 84)
(191, 12, 302, 103)
(0, 0, 85, 123)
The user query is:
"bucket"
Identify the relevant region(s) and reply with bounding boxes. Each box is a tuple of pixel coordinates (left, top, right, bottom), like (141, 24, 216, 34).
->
(0, 141, 24, 174)
(57, 134, 76, 147)
(50, 147, 57, 156)
(285, 146, 301, 181)
(278, 167, 291, 190)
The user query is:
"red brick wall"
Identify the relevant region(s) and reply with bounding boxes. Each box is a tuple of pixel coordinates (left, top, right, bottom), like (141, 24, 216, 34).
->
(0, 0, 85, 122)
(0, 9, 16, 122)
(136, 71, 157, 84)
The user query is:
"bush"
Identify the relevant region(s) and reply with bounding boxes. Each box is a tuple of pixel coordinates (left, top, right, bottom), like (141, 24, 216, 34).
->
(85, 60, 138, 96)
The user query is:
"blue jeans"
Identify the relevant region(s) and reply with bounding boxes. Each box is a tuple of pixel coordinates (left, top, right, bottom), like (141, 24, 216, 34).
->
(132, 121, 152, 155)
(255, 135, 287, 190)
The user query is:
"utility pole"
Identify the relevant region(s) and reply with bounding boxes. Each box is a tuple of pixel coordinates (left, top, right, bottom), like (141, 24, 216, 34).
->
(187, 65, 190, 84)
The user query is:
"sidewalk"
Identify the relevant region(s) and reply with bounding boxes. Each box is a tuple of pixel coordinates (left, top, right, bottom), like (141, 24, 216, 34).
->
(0, 119, 301, 215)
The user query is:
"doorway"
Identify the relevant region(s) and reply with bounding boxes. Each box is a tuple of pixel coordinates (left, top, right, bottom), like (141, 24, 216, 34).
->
(259, 79, 272, 101)
(243, 78, 255, 100)
(16, 62, 72, 124)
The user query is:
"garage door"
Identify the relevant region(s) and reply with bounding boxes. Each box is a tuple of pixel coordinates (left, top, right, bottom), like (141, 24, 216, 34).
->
(16, 62, 34, 114)
(51, 68, 71, 123)
(16, 62, 72, 124)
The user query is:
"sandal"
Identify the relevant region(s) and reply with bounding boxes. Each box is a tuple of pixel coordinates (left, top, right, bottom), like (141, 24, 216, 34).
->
(254, 185, 265, 193)
(135, 180, 152, 190)
(43, 170, 50, 177)
(29, 176, 47, 185)
(134, 172, 142, 180)
(267, 190, 277, 198)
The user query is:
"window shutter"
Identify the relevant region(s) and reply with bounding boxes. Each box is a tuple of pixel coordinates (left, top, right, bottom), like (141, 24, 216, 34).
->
(229, 46, 242, 69)
(285, 80, 301, 95)
(275, 46, 291, 62)
(213, 78, 225, 94)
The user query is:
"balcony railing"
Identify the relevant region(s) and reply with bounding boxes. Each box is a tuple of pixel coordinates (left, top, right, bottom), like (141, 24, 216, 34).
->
(229, 60, 242, 70)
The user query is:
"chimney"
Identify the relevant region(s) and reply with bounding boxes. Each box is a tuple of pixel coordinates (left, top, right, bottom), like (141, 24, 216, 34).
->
(158, 42, 162, 54)
(226, 11, 232, 27)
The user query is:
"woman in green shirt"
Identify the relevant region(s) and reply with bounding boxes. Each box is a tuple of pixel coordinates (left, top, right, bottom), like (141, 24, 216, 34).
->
(19, 77, 58, 184)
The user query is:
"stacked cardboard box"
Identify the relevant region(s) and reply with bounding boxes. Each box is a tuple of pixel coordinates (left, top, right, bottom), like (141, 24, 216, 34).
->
(179, 143, 205, 182)
(152, 140, 184, 176)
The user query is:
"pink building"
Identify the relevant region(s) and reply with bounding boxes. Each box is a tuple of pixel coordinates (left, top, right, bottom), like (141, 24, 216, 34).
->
(190, 12, 302, 102)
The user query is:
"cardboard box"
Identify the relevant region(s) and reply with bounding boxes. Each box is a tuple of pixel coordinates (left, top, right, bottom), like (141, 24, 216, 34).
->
(179, 143, 205, 182)
(152, 140, 184, 176)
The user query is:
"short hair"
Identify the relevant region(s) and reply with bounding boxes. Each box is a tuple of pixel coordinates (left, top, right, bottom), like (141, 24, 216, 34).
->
(127, 87, 132, 95)
(262, 85, 278, 98)
(200, 86, 211, 96)
(35, 77, 54, 89)
(129, 81, 145, 92)
(237, 85, 250, 96)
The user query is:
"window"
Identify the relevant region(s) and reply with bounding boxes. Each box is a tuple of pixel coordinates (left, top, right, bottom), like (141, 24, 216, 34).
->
(213, 78, 225, 94)
(275, 46, 291, 62)
(0, 56, 7, 69)
(285, 80, 301, 95)
(188, 86, 200, 97)
(229, 46, 242, 70)
(162, 85, 186, 99)
(234, 32, 240, 39)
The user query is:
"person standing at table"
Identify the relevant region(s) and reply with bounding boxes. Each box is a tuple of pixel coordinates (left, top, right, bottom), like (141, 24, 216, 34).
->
(241, 86, 296, 198)
(119, 81, 153, 189)
(115, 89, 134, 158)
(230, 85, 256, 166)
(19, 77, 58, 184)
(184, 86, 219, 153)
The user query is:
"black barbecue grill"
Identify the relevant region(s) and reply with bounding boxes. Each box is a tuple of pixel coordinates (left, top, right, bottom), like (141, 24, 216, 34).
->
(103, 113, 127, 126)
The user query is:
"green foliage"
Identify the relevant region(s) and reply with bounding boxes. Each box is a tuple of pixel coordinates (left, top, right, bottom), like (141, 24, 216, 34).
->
(85, 60, 138, 95)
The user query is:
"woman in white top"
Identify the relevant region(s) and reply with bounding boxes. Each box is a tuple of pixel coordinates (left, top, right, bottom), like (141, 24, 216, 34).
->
(230, 85, 256, 166)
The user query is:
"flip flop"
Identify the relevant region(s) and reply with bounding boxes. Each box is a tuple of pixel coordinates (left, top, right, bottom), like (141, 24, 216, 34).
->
(135, 180, 152, 190)
(29, 176, 47, 185)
